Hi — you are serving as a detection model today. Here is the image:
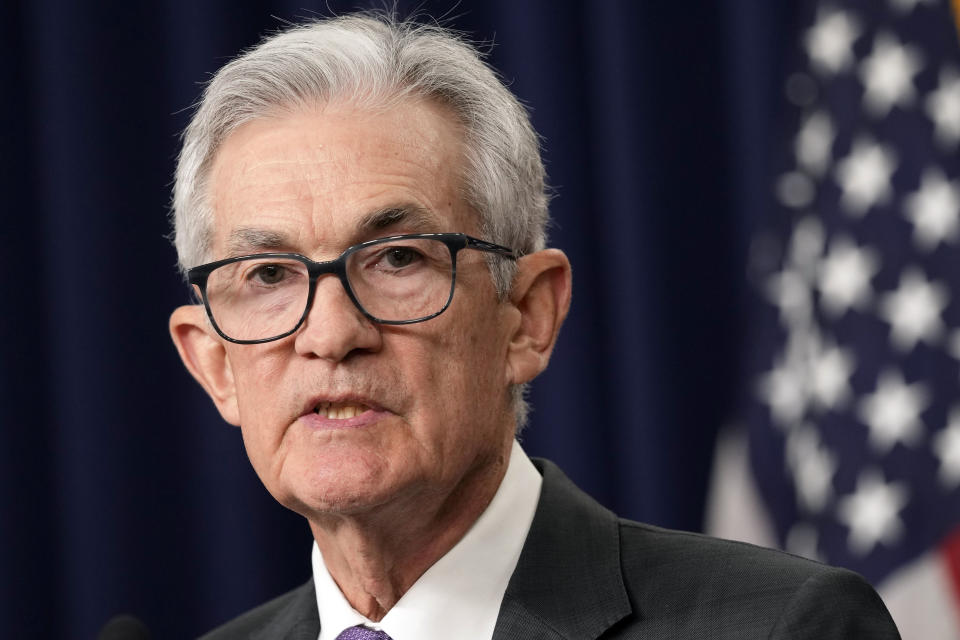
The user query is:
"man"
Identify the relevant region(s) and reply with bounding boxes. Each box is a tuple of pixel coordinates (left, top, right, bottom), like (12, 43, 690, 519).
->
(168, 12, 900, 639)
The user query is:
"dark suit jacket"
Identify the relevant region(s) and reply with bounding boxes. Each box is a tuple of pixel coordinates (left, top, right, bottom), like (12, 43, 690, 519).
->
(200, 459, 901, 639)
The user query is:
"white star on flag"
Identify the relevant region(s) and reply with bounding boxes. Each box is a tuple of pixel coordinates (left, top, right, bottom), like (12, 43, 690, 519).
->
(776, 171, 816, 209)
(904, 167, 960, 251)
(810, 341, 856, 410)
(795, 110, 835, 175)
(787, 427, 838, 513)
(859, 32, 924, 117)
(765, 268, 812, 327)
(834, 137, 897, 215)
(934, 410, 960, 489)
(837, 470, 909, 556)
(787, 216, 826, 274)
(816, 236, 879, 317)
(762, 219, 825, 326)
(857, 369, 930, 453)
(757, 352, 807, 427)
(805, 8, 861, 75)
(878, 267, 949, 351)
(926, 67, 960, 148)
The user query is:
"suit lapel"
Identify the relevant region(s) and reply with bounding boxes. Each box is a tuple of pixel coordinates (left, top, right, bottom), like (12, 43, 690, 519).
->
(492, 459, 632, 640)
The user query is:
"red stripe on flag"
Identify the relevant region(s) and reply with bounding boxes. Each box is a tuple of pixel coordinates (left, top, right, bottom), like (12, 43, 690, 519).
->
(942, 527, 960, 608)
(953, 0, 960, 40)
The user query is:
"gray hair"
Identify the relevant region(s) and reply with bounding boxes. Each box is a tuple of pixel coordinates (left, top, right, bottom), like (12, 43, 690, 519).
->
(171, 13, 550, 429)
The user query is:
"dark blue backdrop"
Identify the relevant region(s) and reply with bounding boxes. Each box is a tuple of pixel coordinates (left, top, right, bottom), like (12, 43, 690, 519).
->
(0, 1, 796, 637)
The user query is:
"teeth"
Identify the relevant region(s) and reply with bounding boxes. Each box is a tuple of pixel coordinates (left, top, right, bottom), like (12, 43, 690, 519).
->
(314, 402, 366, 419)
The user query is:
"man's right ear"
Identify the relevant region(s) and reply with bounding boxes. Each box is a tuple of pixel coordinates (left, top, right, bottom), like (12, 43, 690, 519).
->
(169, 305, 241, 426)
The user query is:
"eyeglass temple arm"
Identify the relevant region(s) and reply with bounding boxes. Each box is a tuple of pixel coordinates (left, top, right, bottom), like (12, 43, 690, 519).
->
(464, 236, 519, 259)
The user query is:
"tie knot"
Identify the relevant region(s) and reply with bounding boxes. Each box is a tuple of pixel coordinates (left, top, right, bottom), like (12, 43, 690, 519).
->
(334, 624, 393, 640)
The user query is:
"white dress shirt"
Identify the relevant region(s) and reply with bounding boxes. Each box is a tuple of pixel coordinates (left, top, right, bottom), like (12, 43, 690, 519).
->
(313, 440, 542, 640)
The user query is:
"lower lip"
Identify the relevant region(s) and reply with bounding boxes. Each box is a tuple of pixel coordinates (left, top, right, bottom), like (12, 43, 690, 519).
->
(298, 408, 390, 431)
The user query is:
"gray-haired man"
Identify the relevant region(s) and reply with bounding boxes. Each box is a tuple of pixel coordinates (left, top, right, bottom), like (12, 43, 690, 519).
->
(169, 13, 900, 639)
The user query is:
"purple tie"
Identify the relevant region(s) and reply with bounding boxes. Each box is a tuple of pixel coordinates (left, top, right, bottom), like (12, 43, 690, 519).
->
(335, 625, 393, 640)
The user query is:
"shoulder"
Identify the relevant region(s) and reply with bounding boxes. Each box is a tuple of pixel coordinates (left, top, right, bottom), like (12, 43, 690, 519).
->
(524, 458, 899, 638)
(613, 520, 899, 638)
(619, 518, 834, 583)
(198, 580, 318, 640)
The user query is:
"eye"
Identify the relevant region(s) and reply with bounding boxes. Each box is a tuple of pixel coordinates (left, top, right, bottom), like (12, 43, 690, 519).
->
(249, 263, 286, 285)
(384, 246, 421, 269)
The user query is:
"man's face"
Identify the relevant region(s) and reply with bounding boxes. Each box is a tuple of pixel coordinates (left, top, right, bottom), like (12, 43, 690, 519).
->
(200, 100, 519, 520)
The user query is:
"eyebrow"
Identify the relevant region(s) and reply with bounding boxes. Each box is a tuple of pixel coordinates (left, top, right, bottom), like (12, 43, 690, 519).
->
(225, 205, 443, 257)
(226, 228, 293, 256)
(357, 205, 440, 235)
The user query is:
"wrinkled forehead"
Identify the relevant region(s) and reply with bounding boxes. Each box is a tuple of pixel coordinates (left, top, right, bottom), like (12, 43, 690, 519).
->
(206, 99, 476, 258)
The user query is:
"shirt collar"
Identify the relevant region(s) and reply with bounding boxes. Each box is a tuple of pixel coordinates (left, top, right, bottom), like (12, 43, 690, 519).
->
(313, 440, 542, 640)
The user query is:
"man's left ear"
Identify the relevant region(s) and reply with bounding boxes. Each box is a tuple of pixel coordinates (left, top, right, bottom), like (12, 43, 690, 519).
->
(505, 248, 572, 384)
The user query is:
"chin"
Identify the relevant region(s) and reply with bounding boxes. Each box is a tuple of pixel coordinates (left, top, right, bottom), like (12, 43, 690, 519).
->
(272, 461, 405, 519)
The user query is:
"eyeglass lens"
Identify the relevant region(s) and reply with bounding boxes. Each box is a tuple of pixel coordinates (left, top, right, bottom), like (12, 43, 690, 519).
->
(203, 237, 455, 341)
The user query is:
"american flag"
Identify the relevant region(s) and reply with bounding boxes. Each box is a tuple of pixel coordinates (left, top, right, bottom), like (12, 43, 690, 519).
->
(722, 0, 960, 636)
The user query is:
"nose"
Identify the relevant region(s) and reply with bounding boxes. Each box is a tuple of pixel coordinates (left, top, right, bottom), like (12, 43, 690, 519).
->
(293, 274, 382, 361)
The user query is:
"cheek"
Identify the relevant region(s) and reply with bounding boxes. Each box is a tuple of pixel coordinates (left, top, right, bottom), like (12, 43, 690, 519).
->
(424, 314, 508, 422)
(230, 351, 290, 441)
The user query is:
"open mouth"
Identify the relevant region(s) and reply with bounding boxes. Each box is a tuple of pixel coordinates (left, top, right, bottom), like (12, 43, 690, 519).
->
(313, 402, 368, 419)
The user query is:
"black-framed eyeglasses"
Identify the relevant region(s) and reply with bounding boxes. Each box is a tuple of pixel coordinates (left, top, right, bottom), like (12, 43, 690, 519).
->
(187, 232, 518, 344)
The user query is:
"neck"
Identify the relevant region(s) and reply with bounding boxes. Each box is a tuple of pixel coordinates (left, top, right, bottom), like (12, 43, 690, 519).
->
(309, 446, 511, 620)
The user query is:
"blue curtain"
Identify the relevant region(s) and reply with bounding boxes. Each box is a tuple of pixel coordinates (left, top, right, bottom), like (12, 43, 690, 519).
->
(0, 1, 796, 637)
